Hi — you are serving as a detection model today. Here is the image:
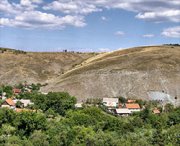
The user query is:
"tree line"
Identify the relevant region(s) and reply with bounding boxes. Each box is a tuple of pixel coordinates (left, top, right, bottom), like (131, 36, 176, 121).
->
(0, 90, 179, 146)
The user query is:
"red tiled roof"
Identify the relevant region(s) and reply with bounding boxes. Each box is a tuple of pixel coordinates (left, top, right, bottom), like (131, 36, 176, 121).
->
(5, 98, 15, 106)
(125, 103, 140, 109)
(13, 88, 21, 94)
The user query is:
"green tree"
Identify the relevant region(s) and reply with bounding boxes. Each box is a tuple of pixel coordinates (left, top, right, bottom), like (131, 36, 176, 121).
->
(118, 96, 127, 103)
(164, 103, 174, 113)
(151, 129, 165, 146)
(29, 130, 49, 146)
(45, 92, 76, 116)
(164, 124, 180, 145)
(1, 86, 13, 98)
(15, 112, 47, 137)
(16, 101, 23, 108)
(0, 108, 16, 126)
(72, 126, 95, 145)
(167, 107, 180, 126)
(0, 124, 16, 136)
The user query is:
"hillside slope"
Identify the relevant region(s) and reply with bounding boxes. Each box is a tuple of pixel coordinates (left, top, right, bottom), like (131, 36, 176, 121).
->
(0, 49, 96, 85)
(44, 45, 180, 103)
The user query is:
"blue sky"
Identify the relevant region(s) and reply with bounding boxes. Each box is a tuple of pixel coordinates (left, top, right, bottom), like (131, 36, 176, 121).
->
(0, 0, 180, 52)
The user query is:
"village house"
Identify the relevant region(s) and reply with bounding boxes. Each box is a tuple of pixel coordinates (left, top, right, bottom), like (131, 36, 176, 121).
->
(152, 108, 161, 114)
(103, 98, 119, 108)
(1, 98, 15, 109)
(125, 103, 141, 112)
(13, 88, 21, 94)
(116, 108, 131, 116)
(13, 99, 33, 107)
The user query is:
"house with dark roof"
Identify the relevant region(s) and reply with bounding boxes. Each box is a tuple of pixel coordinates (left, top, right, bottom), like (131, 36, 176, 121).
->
(13, 88, 21, 94)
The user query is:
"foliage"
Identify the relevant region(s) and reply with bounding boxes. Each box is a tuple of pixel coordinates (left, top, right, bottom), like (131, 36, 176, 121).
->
(0, 85, 13, 98)
(14, 112, 47, 137)
(16, 101, 23, 108)
(118, 96, 127, 103)
(13, 50, 27, 54)
(0, 91, 179, 146)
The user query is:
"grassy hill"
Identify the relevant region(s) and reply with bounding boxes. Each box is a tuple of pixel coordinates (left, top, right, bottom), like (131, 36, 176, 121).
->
(43, 45, 180, 103)
(1, 45, 179, 104)
(0, 49, 97, 85)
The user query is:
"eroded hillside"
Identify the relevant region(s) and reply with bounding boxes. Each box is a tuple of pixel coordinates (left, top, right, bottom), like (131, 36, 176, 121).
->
(1, 46, 180, 104)
(43, 45, 180, 103)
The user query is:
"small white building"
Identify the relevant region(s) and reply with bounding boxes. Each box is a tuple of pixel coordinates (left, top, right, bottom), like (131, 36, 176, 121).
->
(116, 108, 131, 116)
(13, 99, 33, 107)
(103, 98, 119, 108)
(75, 103, 83, 108)
(0, 92, 7, 100)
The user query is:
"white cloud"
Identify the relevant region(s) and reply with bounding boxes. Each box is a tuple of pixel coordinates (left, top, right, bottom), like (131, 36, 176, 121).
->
(0, 0, 85, 29)
(143, 34, 155, 38)
(115, 31, 125, 36)
(32, 0, 43, 4)
(161, 26, 180, 38)
(44, 0, 180, 23)
(136, 10, 180, 23)
(0, 0, 20, 14)
(101, 16, 107, 21)
(20, 0, 43, 6)
(20, 0, 31, 6)
(0, 11, 86, 29)
(0, 0, 180, 29)
(43, 1, 101, 14)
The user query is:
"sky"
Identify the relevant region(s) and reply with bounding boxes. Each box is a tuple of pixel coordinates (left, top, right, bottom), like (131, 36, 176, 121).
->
(0, 0, 180, 52)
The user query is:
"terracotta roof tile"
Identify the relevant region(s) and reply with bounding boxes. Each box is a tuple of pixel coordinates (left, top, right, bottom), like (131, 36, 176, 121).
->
(5, 98, 15, 106)
(125, 103, 140, 109)
(13, 88, 21, 94)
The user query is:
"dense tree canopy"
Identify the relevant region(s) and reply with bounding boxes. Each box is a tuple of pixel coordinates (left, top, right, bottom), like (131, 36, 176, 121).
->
(0, 90, 179, 146)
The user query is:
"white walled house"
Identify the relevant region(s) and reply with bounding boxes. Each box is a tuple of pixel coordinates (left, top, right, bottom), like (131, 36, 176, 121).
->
(13, 99, 33, 107)
(103, 98, 119, 108)
(116, 108, 131, 116)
